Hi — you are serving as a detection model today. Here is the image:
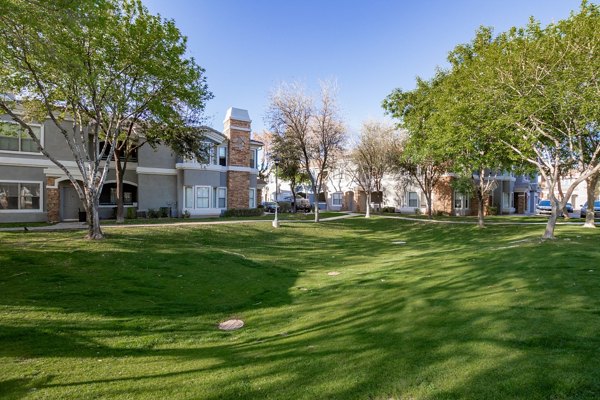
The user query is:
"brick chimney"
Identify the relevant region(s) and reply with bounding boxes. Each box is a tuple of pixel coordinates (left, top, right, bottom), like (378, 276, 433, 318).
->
(224, 107, 251, 209)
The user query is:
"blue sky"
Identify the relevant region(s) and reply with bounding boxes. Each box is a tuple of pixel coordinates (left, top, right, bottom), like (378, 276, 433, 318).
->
(142, 0, 582, 136)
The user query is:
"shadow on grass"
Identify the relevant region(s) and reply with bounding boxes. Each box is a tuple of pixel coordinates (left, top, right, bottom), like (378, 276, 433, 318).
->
(0, 219, 599, 399)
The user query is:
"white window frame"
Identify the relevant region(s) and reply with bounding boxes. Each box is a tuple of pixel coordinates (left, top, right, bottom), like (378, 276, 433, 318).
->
(217, 187, 227, 209)
(184, 186, 194, 208)
(249, 188, 256, 208)
(332, 192, 343, 206)
(249, 148, 257, 169)
(196, 186, 210, 209)
(0, 180, 44, 212)
(454, 191, 470, 210)
(0, 120, 44, 155)
(218, 146, 227, 166)
(408, 192, 419, 208)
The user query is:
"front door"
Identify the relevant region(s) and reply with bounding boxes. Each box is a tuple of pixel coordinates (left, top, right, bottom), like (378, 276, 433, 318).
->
(60, 182, 83, 221)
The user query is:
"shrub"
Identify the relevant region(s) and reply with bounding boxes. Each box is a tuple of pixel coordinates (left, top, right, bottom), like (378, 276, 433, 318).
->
(414, 208, 422, 215)
(126, 207, 137, 219)
(147, 208, 159, 218)
(278, 202, 292, 213)
(487, 206, 498, 216)
(159, 207, 169, 218)
(382, 206, 396, 213)
(181, 210, 191, 219)
(223, 208, 263, 217)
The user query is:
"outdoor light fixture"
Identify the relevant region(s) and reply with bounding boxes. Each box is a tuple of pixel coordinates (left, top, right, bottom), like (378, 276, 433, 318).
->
(272, 156, 280, 228)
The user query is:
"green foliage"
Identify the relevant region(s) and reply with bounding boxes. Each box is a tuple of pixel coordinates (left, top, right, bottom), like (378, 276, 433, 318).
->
(147, 208, 159, 218)
(126, 207, 138, 220)
(222, 208, 263, 217)
(0, 0, 212, 238)
(382, 206, 396, 213)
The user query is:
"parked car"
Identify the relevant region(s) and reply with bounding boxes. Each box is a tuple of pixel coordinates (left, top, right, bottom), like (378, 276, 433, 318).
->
(261, 201, 279, 213)
(566, 202, 574, 213)
(580, 201, 600, 218)
(295, 197, 311, 212)
(536, 200, 552, 215)
(536, 200, 573, 216)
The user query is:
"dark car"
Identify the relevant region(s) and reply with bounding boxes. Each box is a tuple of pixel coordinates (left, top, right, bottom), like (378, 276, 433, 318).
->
(580, 200, 600, 218)
(261, 201, 279, 213)
(566, 203, 574, 213)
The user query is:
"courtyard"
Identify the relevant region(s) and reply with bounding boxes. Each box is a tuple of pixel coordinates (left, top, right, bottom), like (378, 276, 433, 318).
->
(1, 217, 599, 399)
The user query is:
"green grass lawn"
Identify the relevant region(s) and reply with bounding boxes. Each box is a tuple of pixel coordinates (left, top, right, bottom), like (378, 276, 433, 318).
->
(1, 218, 599, 399)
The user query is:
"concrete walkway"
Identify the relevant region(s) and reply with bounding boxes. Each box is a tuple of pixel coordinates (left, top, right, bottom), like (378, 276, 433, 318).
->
(379, 214, 589, 226)
(0, 212, 361, 233)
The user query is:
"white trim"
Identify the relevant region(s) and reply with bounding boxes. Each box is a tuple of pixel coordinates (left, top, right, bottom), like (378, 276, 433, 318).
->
(195, 185, 211, 209)
(175, 163, 257, 173)
(136, 167, 177, 175)
(204, 130, 227, 144)
(249, 187, 256, 208)
(0, 156, 62, 168)
(217, 186, 227, 209)
(176, 163, 227, 172)
(225, 125, 251, 132)
(0, 180, 44, 212)
(230, 166, 258, 173)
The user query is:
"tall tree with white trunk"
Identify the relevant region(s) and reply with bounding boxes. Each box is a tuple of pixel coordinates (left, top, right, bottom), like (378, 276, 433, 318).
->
(266, 81, 346, 222)
(348, 120, 397, 218)
(0, 0, 211, 237)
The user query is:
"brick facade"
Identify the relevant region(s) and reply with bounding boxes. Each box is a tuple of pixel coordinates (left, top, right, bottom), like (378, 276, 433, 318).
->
(46, 177, 60, 222)
(224, 110, 253, 209)
(433, 176, 453, 215)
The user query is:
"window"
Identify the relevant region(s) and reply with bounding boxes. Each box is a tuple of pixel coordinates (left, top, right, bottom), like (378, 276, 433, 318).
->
(211, 187, 226, 208)
(249, 188, 256, 208)
(249, 149, 257, 169)
(218, 146, 227, 166)
(332, 192, 342, 206)
(0, 121, 41, 153)
(408, 192, 419, 208)
(196, 186, 210, 208)
(502, 192, 510, 208)
(184, 186, 194, 208)
(99, 183, 137, 205)
(454, 191, 470, 210)
(218, 187, 227, 208)
(0, 182, 42, 210)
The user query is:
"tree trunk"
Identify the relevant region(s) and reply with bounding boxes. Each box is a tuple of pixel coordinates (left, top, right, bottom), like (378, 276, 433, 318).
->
(426, 191, 433, 219)
(557, 178, 570, 220)
(477, 190, 485, 228)
(543, 199, 559, 240)
(85, 193, 104, 240)
(365, 191, 372, 218)
(290, 178, 297, 213)
(584, 174, 598, 228)
(114, 150, 125, 224)
(477, 169, 486, 228)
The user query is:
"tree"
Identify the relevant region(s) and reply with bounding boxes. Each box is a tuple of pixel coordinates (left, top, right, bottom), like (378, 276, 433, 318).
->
(0, 0, 211, 237)
(348, 120, 397, 218)
(270, 130, 310, 212)
(482, 3, 600, 238)
(266, 81, 346, 222)
(383, 75, 449, 219)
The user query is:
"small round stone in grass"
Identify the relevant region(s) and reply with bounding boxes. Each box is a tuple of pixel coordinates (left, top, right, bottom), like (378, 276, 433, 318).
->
(218, 319, 244, 331)
(327, 271, 340, 276)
